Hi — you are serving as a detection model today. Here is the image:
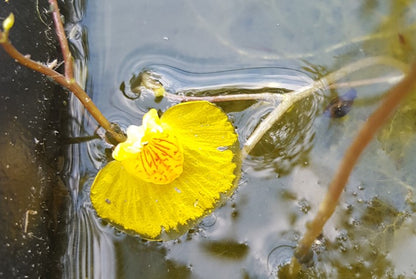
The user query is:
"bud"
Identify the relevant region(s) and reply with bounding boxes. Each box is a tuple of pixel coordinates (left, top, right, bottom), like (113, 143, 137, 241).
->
(3, 13, 15, 33)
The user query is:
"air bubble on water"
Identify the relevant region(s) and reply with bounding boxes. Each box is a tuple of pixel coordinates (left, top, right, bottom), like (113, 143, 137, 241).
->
(200, 214, 216, 228)
(298, 198, 311, 214)
(339, 244, 347, 253)
(267, 244, 296, 276)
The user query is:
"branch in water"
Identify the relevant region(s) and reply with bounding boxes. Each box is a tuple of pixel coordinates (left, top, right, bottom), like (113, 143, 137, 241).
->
(48, 0, 74, 80)
(289, 61, 416, 274)
(163, 74, 403, 107)
(0, 14, 126, 143)
(166, 91, 284, 103)
(242, 56, 409, 157)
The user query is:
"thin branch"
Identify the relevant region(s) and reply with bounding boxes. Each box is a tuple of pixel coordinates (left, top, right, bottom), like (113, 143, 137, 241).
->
(163, 74, 403, 104)
(188, 0, 416, 61)
(166, 92, 284, 103)
(0, 31, 126, 143)
(327, 74, 403, 89)
(48, 0, 74, 80)
(290, 61, 416, 273)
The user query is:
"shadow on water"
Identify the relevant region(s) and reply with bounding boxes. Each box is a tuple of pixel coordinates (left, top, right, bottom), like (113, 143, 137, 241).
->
(0, 0, 70, 277)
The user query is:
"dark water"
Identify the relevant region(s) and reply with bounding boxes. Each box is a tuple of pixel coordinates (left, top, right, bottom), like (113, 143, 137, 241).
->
(0, 1, 70, 277)
(57, 0, 416, 278)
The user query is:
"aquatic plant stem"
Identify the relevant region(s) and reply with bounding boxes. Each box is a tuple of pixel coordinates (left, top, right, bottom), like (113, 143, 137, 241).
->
(189, 0, 416, 61)
(290, 61, 416, 273)
(0, 30, 126, 143)
(242, 56, 409, 157)
(166, 92, 284, 103)
(164, 74, 403, 104)
(49, 0, 74, 80)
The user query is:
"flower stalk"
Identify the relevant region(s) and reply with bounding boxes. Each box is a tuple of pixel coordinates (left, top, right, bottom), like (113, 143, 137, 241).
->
(0, 11, 126, 143)
(242, 56, 409, 157)
(289, 61, 416, 274)
(48, 0, 74, 80)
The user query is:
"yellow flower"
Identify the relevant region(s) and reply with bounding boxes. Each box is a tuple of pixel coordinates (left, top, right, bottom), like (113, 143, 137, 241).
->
(90, 101, 240, 240)
(112, 109, 184, 184)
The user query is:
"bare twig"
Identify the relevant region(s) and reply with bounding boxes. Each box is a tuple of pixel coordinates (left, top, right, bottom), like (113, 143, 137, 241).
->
(23, 210, 38, 233)
(0, 20, 126, 143)
(48, 0, 74, 79)
(289, 61, 416, 274)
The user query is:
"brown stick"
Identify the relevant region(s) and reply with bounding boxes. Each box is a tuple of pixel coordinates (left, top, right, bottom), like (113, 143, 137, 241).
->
(292, 61, 416, 269)
(0, 38, 126, 143)
(48, 0, 74, 80)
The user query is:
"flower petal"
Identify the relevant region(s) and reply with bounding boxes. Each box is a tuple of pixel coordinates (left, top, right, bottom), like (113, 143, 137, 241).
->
(90, 101, 240, 240)
(161, 101, 238, 149)
(112, 125, 144, 161)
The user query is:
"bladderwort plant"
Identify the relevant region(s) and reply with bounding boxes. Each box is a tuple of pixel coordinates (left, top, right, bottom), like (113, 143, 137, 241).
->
(1, 1, 415, 276)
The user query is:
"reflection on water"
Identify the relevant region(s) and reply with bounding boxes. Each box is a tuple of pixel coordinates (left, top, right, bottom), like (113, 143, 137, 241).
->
(61, 0, 416, 278)
(247, 90, 322, 177)
(64, 205, 117, 279)
(122, 65, 314, 148)
(125, 65, 311, 94)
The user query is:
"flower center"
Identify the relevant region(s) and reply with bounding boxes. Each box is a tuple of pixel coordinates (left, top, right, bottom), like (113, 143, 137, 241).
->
(132, 130, 183, 184)
(113, 109, 184, 185)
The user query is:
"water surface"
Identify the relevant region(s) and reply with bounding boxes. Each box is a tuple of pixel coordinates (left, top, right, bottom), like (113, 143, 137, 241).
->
(63, 1, 416, 278)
